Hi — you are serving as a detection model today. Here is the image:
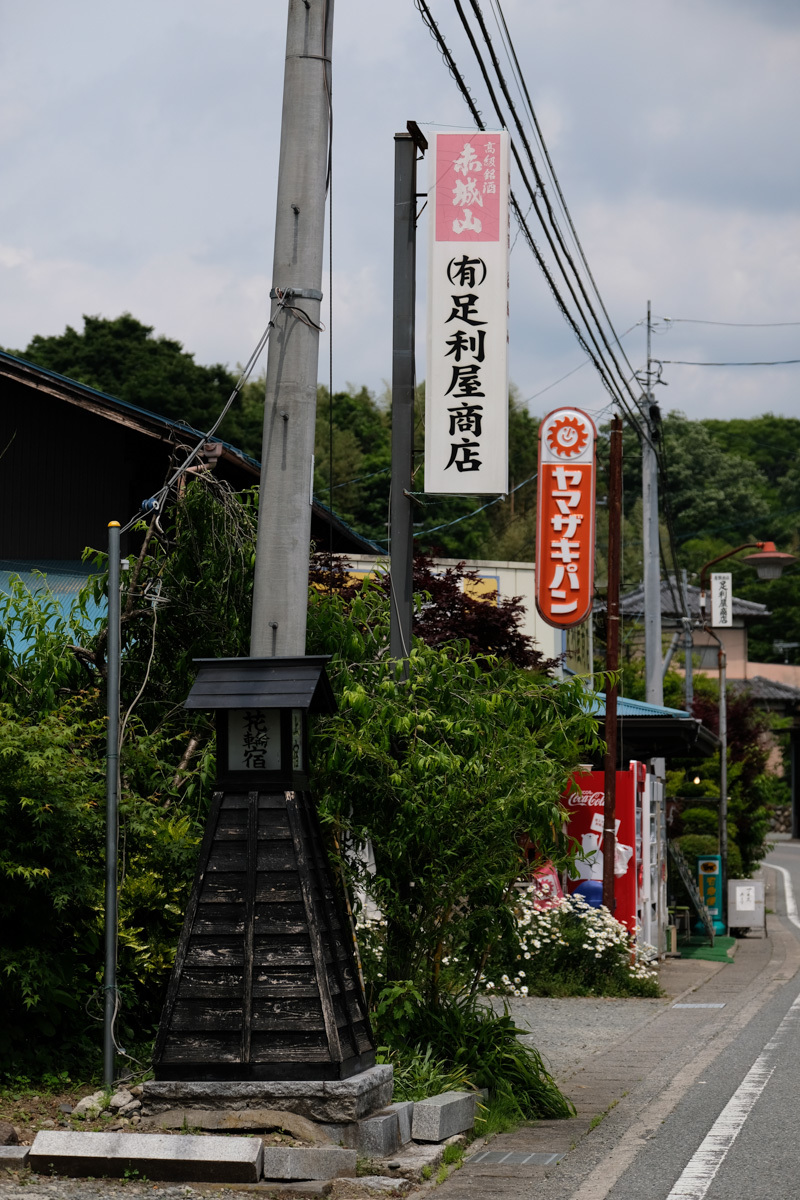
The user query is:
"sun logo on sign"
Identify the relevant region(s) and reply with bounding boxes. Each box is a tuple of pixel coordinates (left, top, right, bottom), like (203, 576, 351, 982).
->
(546, 415, 589, 458)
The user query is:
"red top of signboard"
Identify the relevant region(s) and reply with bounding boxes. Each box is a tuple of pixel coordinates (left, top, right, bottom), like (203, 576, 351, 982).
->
(435, 133, 502, 243)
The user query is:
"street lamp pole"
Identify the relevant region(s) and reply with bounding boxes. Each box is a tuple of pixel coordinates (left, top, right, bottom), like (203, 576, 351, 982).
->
(697, 540, 796, 929)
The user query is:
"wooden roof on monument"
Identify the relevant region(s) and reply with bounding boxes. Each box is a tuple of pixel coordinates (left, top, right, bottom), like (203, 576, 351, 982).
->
(184, 656, 336, 714)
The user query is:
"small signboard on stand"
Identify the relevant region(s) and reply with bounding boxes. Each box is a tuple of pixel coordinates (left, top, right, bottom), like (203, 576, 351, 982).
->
(728, 879, 766, 934)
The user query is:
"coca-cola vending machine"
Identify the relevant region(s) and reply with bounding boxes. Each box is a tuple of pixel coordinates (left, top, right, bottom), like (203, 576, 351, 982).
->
(564, 763, 644, 938)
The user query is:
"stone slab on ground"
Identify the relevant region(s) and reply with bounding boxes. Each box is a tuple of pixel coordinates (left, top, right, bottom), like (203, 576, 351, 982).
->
(330, 1179, 412, 1198)
(148, 1108, 333, 1144)
(203, 1184, 332, 1197)
(143, 1068, 393, 1124)
(374, 1141, 445, 1182)
(0, 1145, 29, 1167)
(411, 1093, 476, 1143)
(388, 1102, 414, 1147)
(261, 1146, 357, 1181)
(28, 1130, 263, 1182)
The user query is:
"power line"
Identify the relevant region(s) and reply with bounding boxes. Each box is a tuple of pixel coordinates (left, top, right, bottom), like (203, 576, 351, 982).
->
(414, 0, 644, 426)
(119, 307, 285, 535)
(455, 1, 637, 413)
(658, 358, 800, 367)
(448, 1, 654, 446)
(488, 0, 643, 387)
(415, 471, 538, 538)
(522, 322, 643, 406)
(664, 318, 800, 328)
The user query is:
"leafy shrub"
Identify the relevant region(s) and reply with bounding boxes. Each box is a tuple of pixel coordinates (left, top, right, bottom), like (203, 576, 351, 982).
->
(309, 581, 601, 1003)
(681, 807, 719, 836)
(0, 697, 203, 1077)
(676, 834, 743, 880)
(378, 1044, 473, 1102)
(484, 890, 660, 999)
(374, 985, 573, 1119)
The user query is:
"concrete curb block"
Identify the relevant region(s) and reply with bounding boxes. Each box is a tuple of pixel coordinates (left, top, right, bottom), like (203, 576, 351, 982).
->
(262, 1145, 357, 1180)
(28, 1130, 263, 1182)
(411, 1092, 476, 1142)
(0, 1146, 29, 1168)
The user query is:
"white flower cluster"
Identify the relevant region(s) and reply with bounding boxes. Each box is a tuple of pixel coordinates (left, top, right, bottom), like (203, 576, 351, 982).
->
(480, 888, 658, 993)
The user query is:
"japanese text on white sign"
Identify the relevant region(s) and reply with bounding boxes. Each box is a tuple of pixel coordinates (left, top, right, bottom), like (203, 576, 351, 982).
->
(425, 131, 509, 494)
(711, 573, 733, 628)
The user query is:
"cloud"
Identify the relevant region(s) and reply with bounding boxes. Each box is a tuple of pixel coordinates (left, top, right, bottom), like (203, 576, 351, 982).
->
(1, 0, 798, 424)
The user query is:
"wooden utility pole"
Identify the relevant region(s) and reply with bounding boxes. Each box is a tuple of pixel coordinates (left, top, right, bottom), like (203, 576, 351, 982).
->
(603, 415, 623, 912)
(389, 123, 426, 671)
(251, 0, 334, 657)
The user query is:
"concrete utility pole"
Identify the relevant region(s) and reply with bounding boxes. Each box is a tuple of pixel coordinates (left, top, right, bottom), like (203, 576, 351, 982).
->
(251, 0, 334, 657)
(603, 416, 623, 913)
(642, 300, 663, 706)
(389, 124, 426, 670)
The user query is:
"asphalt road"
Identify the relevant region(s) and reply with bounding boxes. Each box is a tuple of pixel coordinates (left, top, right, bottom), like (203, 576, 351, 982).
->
(598, 841, 800, 1200)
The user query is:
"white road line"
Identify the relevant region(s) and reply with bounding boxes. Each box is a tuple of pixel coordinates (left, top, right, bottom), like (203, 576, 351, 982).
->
(766, 861, 800, 929)
(666, 985, 800, 1199)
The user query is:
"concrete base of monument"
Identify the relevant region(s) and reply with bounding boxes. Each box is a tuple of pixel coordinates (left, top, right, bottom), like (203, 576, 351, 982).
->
(141, 1065, 394, 1126)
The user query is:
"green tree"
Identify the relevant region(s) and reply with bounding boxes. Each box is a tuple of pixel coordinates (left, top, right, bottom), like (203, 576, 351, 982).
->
(15, 313, 243, 447)
(0, 472, 598, 1076)
(306, 581, 600, 999)
(702, 414, 800, 502)
(659, 412, 771, 550)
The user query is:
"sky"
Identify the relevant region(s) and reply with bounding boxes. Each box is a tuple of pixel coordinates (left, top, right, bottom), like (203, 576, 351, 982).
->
(2, 0, 799, 426)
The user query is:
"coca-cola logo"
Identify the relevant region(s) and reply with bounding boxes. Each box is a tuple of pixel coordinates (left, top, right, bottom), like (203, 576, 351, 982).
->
(567, 791, 604, 807)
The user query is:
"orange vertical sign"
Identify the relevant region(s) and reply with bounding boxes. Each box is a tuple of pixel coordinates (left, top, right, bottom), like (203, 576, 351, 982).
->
(535, 408, 597, 629)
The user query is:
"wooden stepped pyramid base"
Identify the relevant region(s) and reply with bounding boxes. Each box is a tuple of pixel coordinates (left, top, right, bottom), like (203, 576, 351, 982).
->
(153, 786, 375, 1081)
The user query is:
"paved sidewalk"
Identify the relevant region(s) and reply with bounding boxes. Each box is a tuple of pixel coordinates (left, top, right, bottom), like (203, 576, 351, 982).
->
(423, 874, 799, 1200)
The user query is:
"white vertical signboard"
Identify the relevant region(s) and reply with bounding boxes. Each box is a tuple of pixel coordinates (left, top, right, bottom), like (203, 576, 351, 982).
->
(425, 130, 509, 494)
(711, 572, 733, 627)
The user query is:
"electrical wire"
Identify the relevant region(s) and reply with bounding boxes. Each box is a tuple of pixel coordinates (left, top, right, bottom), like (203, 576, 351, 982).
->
(489, 0, 643, 382)
(657, 357, 800, 367)
(419, 0, 684, 601)
(462, 1, 649, 422)
(416, 1, 654, 448)
(119, 307, 285, 535)
(332, 466, 391, 491)
(664, 318, 800, 328)
(415, 0, 638, 421)
(521, 322, 643, 406)
(453, 0, 635, 417)
(415, 471, 538, 538)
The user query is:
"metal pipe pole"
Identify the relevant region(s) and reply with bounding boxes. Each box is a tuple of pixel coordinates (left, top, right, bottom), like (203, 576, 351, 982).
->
(792, 732, 799, 840)
(251, 0, 334, 657)
(603, 416, 623, 913)
(642, 301, 663, 706)
(718, 644, 728, 928)
(682, 567, 694, 711)
(104, 520, 121, 1088)
(389, 128, 420, 672)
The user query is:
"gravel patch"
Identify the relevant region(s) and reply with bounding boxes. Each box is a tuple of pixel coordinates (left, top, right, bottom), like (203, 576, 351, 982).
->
(493, 995, 670, 1080)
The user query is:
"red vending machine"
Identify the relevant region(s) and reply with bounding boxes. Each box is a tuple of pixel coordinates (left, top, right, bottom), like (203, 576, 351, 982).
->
(564, 763, 646, 937)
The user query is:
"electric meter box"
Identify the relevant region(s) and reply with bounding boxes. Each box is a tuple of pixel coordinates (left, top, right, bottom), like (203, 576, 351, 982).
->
(727, 879, 765, 930)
